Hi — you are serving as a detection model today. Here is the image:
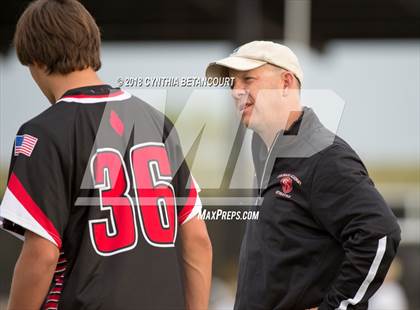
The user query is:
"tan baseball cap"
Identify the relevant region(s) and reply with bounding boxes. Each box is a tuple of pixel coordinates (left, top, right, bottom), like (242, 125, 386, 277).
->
(206, 41, 304, 84)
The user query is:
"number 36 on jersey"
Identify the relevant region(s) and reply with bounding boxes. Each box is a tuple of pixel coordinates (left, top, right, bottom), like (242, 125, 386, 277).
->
(89, 142, 178, 256)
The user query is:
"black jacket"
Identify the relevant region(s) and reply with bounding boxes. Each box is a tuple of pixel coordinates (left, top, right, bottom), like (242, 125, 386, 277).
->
(234, 107, 401, 310)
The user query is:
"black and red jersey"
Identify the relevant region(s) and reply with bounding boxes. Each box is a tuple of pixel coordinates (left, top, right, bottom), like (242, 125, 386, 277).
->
(0, 85, 201, 309)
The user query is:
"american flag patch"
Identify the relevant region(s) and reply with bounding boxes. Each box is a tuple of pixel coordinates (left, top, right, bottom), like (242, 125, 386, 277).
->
(14, 134, 38, 157)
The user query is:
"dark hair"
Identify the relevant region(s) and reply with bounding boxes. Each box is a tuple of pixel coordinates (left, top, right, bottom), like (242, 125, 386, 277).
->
(14, 0, 101, 74)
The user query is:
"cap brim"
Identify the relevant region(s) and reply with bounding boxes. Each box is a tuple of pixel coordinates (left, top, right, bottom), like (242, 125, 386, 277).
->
(205, 56, 267, 78)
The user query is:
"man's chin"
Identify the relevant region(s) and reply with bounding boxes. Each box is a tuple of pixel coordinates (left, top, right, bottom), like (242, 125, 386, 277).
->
(241, 116, 255, 130)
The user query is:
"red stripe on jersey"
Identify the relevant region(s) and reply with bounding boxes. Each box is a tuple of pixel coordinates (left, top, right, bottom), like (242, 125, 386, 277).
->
(58, 258, 67, 264)
(109, 110, 125, 136)
(61, 90, 124, 99)
(55, 276, 64, 283)
(44, 301, 58, 309)
(55, 266, 66, 273)
(46, 295, 60, 302)
(43, 252, 67, 310)
(178, 180, 198, 224)
(8, 173, 62, 248)
(50, 287, 62, 294)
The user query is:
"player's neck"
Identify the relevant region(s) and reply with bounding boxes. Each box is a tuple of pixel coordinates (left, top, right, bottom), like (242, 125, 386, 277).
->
(48, 68, 104, 103)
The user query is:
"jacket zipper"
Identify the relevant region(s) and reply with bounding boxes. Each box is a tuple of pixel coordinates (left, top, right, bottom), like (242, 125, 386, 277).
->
(257, 132, 281, 203)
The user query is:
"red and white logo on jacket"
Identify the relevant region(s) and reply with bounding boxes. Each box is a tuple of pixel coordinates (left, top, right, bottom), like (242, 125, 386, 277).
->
(276, 173, 302, 199)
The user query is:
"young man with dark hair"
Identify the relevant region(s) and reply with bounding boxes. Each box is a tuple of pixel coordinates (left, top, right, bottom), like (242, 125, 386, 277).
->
(0, 0, 212, 309)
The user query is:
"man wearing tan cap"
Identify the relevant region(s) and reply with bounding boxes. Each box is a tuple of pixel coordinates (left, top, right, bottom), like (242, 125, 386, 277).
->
(206, 41, 401, 310)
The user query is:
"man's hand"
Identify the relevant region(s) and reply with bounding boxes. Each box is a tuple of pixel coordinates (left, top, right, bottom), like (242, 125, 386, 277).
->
(8, 230, 59, 310)
(180, 217, 212, 310)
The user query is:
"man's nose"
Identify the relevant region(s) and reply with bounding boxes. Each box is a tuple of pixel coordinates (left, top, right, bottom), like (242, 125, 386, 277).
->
(232, 87, 248, 101)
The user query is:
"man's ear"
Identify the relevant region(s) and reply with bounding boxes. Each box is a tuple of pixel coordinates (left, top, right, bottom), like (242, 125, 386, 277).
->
(283, 72, 294, 88)
(31, 62, 48, 74)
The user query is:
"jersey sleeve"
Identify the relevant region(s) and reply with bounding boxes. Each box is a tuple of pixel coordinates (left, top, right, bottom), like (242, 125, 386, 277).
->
(310, 144, 401, 310)
(174, 159, 202, 225)
(163, 118, 202, 225)
(0, 122, 71, 248)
